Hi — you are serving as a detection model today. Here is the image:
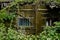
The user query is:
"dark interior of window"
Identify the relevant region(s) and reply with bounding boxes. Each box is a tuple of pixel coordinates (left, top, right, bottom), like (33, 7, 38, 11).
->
(18, 18, 32, 26)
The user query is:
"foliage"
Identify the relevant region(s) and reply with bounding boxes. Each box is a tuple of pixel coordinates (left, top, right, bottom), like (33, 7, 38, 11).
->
(0, 12, 60, 40)
(0, 12, 15, 22)
(45, 0, 60, 3)
(0, 11, 60, 40)
(0, 24, 40, 40)
(40, 22, 60, 40)
(0, 0, 60, 40)
(0, 23, 39, 40)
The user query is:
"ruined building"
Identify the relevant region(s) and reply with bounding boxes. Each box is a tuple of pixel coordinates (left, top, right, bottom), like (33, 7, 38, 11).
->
(0, 0, 60, 34)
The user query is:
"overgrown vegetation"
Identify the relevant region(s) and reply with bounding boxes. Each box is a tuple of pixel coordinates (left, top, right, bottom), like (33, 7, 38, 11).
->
(0, 0, 60, 40)
(40, 22, 60, 40)
(0, 11, 60, 40)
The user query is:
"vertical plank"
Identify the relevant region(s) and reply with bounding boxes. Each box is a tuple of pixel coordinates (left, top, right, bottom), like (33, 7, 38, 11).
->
(34, 0, 39, 34)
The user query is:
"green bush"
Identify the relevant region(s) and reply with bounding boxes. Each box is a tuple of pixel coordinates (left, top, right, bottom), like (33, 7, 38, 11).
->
(0, 22, 60, 40)
(40, 22, 60, 40)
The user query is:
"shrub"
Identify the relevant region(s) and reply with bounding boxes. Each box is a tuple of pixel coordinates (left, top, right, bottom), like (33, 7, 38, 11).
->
(40, 22, 60, 40)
